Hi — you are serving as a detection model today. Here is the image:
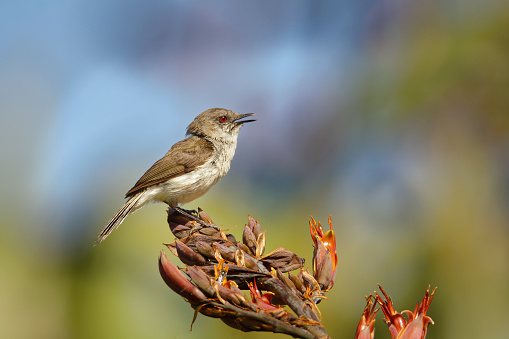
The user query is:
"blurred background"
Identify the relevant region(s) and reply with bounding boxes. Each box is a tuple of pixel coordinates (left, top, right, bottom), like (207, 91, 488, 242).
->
(1, 1, 508, 338)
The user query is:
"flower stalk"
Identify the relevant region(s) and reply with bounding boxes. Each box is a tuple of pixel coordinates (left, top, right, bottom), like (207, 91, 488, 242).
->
(158, 208, 436, 338)
(159, 209, 334, 338)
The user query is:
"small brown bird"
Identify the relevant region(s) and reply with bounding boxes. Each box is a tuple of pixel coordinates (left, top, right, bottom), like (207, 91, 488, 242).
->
(96, 108, 255, 244)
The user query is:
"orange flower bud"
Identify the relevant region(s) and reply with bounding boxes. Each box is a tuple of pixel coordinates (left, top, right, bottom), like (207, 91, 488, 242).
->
(310, 215, 337, 291)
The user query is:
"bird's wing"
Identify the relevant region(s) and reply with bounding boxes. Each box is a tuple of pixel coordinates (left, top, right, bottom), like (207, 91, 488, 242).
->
(125, 136, 214, 197)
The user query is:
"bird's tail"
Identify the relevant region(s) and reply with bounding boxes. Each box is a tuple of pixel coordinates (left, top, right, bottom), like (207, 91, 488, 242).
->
(95, 191, 144, 245)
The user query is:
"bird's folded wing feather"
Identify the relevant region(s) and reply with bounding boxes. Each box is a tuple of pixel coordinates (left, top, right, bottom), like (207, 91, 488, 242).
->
(125, 136, 214, 197)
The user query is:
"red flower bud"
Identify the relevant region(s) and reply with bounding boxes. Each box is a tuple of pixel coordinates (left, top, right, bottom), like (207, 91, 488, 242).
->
(356, 296, 377, 339)
(158, 251, 207, 303)
(375, 285, 436, 339)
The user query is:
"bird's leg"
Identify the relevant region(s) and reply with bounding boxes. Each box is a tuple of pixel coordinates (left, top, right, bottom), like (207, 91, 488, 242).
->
(177, 207, 199, 216)
(174, 206, 220, 230)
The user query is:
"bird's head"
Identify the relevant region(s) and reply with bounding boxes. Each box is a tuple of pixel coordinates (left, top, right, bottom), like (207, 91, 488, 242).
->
(186, 108, 255, 142)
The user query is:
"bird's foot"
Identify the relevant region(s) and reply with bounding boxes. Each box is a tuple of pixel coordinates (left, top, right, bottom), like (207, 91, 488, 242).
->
(177, 207, 199, 216)
(174, 207, 220, 231)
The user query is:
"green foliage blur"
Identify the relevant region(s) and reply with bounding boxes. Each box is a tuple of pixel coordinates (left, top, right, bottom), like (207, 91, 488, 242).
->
(2, 3, 509, 339)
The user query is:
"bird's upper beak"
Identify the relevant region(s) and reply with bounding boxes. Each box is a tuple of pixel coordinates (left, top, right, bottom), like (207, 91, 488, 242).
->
(234, 113, 256, 125)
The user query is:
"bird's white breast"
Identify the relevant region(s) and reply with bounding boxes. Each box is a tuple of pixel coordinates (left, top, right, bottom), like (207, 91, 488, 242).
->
(138, 139, 239, 208)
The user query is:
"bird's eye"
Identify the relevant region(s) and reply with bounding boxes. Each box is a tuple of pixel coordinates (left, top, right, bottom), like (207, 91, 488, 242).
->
(219, 116, 227, 123)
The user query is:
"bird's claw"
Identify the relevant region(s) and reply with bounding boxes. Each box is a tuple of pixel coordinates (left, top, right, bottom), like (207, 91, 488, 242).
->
(174, 207, 220, 233)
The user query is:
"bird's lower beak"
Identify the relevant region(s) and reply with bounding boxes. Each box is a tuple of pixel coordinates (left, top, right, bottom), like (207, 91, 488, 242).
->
(234, 113, 256, 125)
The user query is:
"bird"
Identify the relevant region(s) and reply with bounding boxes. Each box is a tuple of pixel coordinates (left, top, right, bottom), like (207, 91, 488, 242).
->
(95, 108, 255, 244)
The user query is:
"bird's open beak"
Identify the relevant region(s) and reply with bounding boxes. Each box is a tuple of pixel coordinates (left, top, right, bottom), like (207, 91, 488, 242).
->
(234, 113, 256, 125)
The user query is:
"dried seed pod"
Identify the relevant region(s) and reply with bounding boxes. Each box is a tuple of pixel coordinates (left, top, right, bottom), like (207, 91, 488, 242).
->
(288, 272, 306, 294)
(176, 240, 206, 266)
(235, 249, 246, 267)
(179, 233, 235, 250)
(195, 241, 215, 260)
(247, 215, 257, 231)
(199, 226, 221, 237)
(197, 208, 213, 224)
(261, 248, 305, 272)
(299, 269, 320, 293)
(255, 232, 266, 257)
(187, 266, 215, 296)
(167, 211, 193, 225)
(212, 242, 236, 262)
(243, 225, 258, 255)
(168, 223, 191, 239)
(242, 252, 259, 270)
(315, 246, 335, 291)
(226, 233, 237, 243)
(247, 215, 264, 239)
(238, 243, 254, 256)
(229, 283, 249, 306)
(276, 269, 299, 295)
(252, 219, 264, 240)
(216, 284, 246, 306)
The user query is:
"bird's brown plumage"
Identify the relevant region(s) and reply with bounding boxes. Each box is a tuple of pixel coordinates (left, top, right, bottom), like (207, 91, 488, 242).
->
(125, 136, 214, 197)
